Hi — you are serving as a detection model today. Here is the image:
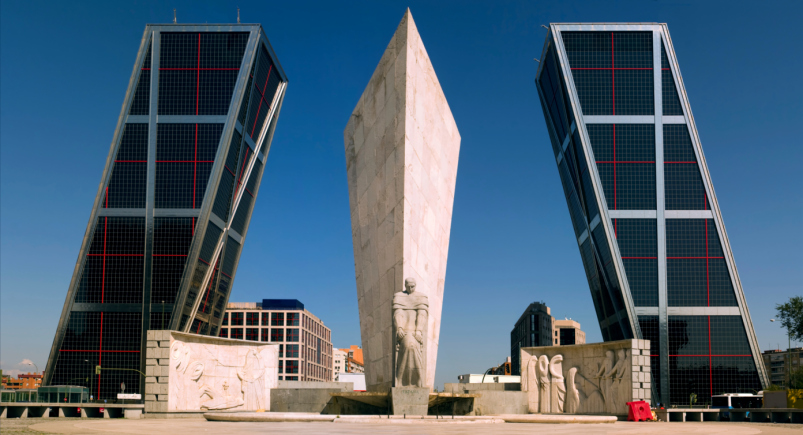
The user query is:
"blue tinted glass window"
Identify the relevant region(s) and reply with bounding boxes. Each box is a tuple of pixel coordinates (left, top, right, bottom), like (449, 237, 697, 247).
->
(158, 32, 249, 115)
(129, 43, 152, 116)
(661, 43, 683, 116)
(155, 124, 223, 208)
(563, 32, 653, 116)
(588, 124, 655, 210)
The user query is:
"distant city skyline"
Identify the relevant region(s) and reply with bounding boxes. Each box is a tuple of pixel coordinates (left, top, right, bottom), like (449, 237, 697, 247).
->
(1, 1, 801, 389)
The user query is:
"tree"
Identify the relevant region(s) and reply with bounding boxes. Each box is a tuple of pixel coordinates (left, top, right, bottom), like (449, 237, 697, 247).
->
(791, 366, 803, 390)
(776, 296, 803, 342)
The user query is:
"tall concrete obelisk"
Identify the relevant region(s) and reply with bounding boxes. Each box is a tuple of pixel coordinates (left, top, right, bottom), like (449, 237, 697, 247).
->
(344, 9, 460, 392)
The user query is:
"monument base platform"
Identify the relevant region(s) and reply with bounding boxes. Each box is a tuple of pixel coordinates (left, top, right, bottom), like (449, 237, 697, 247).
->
(442, 382, 527, 415)
(391, 387, 429, 415)
(329, 391, 480, 415)
(203, 412, 615, 424)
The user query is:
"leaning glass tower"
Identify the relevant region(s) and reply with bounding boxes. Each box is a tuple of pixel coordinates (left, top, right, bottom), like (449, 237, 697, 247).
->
(535, 23, 766, 405)
(44, 23, 287, 399)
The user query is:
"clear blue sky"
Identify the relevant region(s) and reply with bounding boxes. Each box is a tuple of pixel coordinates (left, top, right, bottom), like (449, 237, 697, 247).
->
(1, 0, 801, 387)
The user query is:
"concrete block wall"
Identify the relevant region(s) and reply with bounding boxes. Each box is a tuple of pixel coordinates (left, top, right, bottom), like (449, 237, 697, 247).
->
(442, 383, 526, 415)
(144, 330, 171, 413)
(631, 339, 652, 402)
(270, 383, 354, 414)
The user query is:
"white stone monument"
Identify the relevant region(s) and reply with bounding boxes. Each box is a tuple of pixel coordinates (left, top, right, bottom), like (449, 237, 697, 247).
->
(344, 9, 460, 392)
(144, 331, 279, 414)
(521, 339, 651, 415)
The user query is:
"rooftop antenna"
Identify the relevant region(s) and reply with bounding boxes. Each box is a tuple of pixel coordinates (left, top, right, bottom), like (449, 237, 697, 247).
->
(237, 8, 241, 23)
(173, 9, 177, 23)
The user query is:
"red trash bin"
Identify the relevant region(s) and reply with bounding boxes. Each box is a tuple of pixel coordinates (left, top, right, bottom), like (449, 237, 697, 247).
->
(626, 400, 652, 421)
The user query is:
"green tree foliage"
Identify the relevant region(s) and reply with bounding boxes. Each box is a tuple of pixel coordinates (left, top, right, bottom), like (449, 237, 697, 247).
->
(791, 366, 803, 390)
(776, 296, 803, 342)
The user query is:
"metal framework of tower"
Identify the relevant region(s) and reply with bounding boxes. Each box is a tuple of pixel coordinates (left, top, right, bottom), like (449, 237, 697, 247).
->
(535, 23, 767, 405)
(44, 23, 287, 399)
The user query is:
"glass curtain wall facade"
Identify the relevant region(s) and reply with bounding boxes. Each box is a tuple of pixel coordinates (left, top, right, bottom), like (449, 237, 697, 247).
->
(510, 302, 554, 375)
(44, 24, 287, 400)
(535, 23, 766, 405)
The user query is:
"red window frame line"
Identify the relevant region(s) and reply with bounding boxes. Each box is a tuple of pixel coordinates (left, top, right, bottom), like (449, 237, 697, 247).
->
(571, 67, 653, 70)
(87, 254, 144, 257)
(571, 36, 671, 119)
(113, 160, 214, 163)
(158, 68, 239, 71)
(666, 256, 723, 259)
(233, 147, 250, 206)
(665, 355, 752, 357)
(250, 64, 274, 137)
(570, 67, 668, 73)
(59, 349, 140, 353)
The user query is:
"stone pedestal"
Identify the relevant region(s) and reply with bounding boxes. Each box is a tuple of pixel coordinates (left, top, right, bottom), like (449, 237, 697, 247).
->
(521, 339, 651, 415)
(391, 387, 429, 416)
(144, 330, 279, 415)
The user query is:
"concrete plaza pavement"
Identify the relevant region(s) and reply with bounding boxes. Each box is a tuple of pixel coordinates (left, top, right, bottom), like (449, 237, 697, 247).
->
(0, 418, 801, 435)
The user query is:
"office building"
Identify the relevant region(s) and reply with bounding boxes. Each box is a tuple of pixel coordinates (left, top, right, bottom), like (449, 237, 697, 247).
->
(45, 23, 287, 400)
(0, 372, 42, 390)
(333, 348, 347, 376)
(220, 299, 332, 382)
(333, 346, 365, 380)
(340, 345, 365, 374)
(535, 23, 766, 405)
(511, 302, 554, 375)
(553, 319, 586, 346)
(762, 348, 803, 388)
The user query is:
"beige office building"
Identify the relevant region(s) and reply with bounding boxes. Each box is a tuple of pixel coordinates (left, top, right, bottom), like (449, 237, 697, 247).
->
(221, 299, 332, 382)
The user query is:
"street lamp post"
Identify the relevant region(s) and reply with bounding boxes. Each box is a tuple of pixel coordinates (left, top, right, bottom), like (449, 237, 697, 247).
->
(25, 362, 40, 389)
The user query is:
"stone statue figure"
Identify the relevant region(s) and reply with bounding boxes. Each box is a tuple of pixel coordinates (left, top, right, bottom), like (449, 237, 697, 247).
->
(524, 355, 539, 412)
(574, 369, 605, 414)
(596, 350, 615, 414)
(565, 367, 580, 414)
(605, 349, 628, 414)
(237, 349, 266, 410)
(536, 355, 550, 413)
(393, 277, 429, 387)
(549, 355, 566, 413)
